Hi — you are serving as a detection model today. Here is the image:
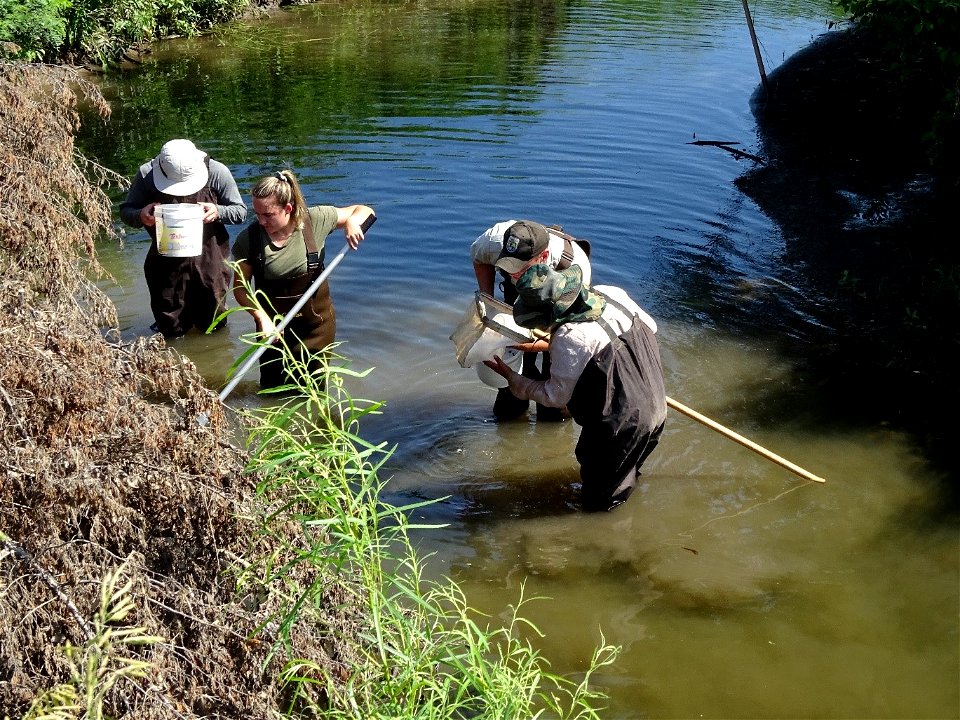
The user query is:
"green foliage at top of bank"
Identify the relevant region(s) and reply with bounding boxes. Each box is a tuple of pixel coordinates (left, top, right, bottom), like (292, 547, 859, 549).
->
(832, 0, 959, 175)
(0, 0, 248, 65)
(833, 0, 959, 90)
(835, 0, 959, 52)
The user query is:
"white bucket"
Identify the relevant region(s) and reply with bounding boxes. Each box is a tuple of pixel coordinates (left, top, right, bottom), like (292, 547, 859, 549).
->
(156, 203, 203, 257)
(474, 346, 524, 388)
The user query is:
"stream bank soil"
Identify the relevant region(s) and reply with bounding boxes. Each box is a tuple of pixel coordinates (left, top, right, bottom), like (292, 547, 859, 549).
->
(1, 61, 364, 718)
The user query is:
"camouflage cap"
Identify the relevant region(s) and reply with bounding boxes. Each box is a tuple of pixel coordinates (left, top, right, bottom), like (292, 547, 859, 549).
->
(513, 263, 603, 329)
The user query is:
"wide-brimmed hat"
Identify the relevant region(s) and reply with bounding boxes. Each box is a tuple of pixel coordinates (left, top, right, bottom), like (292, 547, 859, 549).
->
(495, 220, 550, 275)
(512, 264, 586, 329)
(152, 139, 208, 196)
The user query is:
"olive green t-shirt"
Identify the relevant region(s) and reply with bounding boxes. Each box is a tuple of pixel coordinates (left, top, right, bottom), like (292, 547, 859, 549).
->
(233, 205, 338, 280)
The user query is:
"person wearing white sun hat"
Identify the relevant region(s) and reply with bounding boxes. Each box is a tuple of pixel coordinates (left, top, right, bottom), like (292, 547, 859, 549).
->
(120, 138, 246, 338)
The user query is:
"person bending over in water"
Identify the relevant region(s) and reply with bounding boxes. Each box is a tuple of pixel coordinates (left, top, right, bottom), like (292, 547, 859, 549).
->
(470, 219, 592, 421)
(483, 263, 666, 511)
(231, 170, 375, 389)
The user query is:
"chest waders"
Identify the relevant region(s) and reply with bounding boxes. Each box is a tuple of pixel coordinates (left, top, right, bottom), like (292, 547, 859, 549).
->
(566, 308, 668, 512)
(143, 161, 231, 337)
(250, 216, 336, 389)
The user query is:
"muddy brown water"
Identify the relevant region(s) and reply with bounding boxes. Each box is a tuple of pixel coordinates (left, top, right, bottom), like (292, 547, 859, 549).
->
(80, 0, 958, 715)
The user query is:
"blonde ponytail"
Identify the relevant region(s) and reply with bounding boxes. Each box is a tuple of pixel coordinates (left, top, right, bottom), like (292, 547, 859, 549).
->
(251, 169, 308, 229)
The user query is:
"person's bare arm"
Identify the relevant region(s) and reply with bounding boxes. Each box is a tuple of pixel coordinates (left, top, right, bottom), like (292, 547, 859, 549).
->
(473, 261, 497, 295)
(334, 204, 376, 249)
(509, 339, 550, 353)
(233, 260, 278, 340)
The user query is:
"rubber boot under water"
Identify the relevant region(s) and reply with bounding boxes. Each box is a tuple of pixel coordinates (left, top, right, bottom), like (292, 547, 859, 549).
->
(536, 402, 571, 422)
(493, 386, 529, 421)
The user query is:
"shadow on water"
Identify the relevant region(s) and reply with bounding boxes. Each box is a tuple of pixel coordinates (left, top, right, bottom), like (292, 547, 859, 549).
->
(370, 399, 586, 522)
(671, 26, 960, 513)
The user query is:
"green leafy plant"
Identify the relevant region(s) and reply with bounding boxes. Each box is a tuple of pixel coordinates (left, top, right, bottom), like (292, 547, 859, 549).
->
(62, 0, 157, 67)
(0, 0, 69, 60)
(832, 0, 960, 175)
(223, 275, 620, 718)
(5, 0, 250, 66)
(192, 0, 248, 29)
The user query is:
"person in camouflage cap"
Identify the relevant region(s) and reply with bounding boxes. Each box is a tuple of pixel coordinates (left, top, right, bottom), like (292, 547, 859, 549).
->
(484, 263, 667, 511)
(469, 219, 593, 421)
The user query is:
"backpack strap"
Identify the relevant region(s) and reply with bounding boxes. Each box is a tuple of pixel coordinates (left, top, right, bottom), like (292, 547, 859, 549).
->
(596, 316, 620, 343)
(249, 221, 266, 284)
(250, 210, 324, 279)
(302, 209, 323, 273)
(556, 236, 576, 270)
(548, 224, 591, 269)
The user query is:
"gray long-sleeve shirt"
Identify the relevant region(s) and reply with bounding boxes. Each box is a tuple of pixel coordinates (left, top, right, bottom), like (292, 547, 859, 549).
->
(119, 158, 247, 228)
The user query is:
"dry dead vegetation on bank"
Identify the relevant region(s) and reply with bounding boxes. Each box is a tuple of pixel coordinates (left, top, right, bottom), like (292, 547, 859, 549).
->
(0, 61, 359, 718)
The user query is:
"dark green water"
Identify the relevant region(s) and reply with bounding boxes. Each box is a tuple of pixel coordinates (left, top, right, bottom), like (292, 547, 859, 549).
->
(78, 0, 958, 716)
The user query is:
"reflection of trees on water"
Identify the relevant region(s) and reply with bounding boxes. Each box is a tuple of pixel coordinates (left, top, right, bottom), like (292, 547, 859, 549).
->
(78, 0, 580, 175)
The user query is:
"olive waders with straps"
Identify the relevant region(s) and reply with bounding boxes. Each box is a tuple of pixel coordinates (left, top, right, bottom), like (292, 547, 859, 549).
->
(142, 158, 231, 337)
(247, 209, 336, 389)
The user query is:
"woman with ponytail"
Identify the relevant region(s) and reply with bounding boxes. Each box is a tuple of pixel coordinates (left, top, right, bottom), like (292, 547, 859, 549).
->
(232, 169, 375, 389)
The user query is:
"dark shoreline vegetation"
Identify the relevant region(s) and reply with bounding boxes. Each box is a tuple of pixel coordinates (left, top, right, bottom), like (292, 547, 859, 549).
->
(741, 17, 959, 509)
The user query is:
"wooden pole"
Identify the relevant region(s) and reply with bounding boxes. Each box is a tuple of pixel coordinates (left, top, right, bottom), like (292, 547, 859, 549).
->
(666, 396, 826, 483)
(742, 0, 770, 97)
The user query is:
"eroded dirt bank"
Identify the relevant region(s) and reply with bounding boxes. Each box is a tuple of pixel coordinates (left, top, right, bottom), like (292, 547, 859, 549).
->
(0, 62, 360, 718)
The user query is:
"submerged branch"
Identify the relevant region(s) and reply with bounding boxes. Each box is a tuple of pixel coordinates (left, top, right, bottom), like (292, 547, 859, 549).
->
(688, 139, 766, 163)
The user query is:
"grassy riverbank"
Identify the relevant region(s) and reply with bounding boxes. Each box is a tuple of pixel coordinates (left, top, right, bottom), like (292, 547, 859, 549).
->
(0, 60, 615, 719)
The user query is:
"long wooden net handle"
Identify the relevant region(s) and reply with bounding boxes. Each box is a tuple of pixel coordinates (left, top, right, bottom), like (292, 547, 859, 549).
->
(666, 396, 826, 483)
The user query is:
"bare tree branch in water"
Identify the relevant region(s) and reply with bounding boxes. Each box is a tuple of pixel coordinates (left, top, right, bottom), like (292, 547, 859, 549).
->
(688, 139, 766, 164)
